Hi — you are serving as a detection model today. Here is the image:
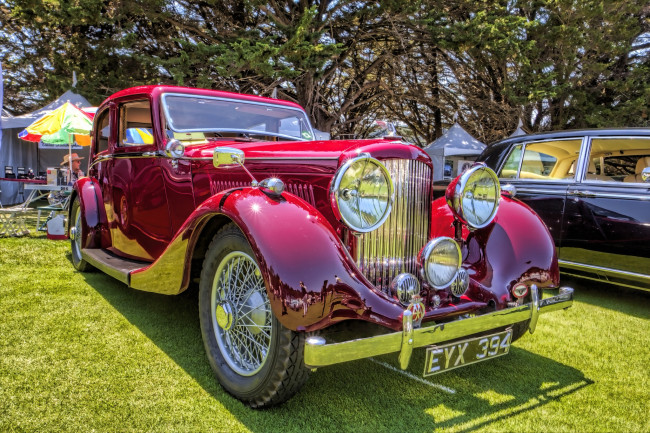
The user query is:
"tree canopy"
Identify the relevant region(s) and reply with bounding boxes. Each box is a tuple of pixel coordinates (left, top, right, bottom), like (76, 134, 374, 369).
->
(1, 0, 648, 144)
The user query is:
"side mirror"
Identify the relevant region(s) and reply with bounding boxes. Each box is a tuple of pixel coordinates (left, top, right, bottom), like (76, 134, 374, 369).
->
(642, 167, 650, 182)
(213, 147, 245, 168)
(313, 129, 330, 141)
(165, 139, 185, 159)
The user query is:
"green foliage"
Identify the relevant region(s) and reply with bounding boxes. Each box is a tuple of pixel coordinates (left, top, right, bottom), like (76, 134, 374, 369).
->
(0, 0, 648, 140)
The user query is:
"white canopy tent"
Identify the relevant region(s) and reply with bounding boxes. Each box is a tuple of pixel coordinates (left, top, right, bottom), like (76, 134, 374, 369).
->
(423, 122, 486, 181)
(1, 90, 92, 205)
(509, 119, 529, 137)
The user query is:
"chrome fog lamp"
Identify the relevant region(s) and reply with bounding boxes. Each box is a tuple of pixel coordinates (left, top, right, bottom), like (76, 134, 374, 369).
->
(390, 273, 420, 305)
(446, 164, 500, 229)
(165, 138, 185, 159)
(330, 155, 393, 233)
(420, 237, 462, 288)
(259, 177, 285, 196)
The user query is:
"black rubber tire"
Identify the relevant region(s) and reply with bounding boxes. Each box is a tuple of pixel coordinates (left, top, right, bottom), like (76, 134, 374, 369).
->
(70, 197, 92, 272)
(199, 223, 311, 408)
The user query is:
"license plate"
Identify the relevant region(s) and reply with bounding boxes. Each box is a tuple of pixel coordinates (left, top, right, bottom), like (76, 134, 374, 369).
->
(423, 329, 512, 377)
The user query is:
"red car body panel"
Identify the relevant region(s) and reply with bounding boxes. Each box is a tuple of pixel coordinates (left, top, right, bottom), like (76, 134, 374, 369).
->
(70, 85, 561, 333)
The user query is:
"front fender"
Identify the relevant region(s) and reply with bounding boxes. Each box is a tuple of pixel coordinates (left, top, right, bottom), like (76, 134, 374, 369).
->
(130, 188, 405, 331)
(431, 196, 560, 308)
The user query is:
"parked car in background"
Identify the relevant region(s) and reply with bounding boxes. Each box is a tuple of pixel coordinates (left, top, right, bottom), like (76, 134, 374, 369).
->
(479, 129, 650, 291)
(68, 85, 573, 408)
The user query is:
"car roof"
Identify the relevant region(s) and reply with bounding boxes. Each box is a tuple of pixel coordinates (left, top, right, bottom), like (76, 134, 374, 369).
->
(491, 128, 650, 147)
(106, 85, 306, 111)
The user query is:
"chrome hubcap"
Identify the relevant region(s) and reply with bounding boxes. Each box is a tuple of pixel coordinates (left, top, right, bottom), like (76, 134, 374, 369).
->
(211, 251, 271, 376)
(215, 302, 234, 331)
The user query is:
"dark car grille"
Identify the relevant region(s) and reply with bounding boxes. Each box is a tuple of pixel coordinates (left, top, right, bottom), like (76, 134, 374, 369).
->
(355, 159, 432, 292)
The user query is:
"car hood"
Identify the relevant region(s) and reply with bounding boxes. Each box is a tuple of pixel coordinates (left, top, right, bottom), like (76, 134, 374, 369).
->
(186, 138, 430, 167)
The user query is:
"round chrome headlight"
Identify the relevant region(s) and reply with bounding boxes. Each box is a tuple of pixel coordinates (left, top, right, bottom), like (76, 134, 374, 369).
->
(447, 164, 500, 229)
(420, 237, 462, 288)
(330, 155, 393, 232)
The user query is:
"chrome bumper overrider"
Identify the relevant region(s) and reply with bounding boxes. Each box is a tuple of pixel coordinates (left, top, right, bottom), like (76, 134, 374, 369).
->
(304, 285, 573, 370)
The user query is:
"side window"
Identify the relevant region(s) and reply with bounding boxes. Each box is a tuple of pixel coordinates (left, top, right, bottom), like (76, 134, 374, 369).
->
(499, 144, 522, 178)
(588, 138, 650, 183)
(119, 100, 153, 147)
(520, 148, 556, 178)
(94, 109, 110, 154)
(499, 140, 581, 180)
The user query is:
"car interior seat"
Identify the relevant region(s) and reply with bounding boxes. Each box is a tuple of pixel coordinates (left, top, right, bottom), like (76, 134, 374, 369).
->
(623, 156, 650, 183)
(585, 159, 612, 181)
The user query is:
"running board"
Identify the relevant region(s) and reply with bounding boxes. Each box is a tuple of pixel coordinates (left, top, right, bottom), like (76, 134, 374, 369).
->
(81, 248, 149, 286)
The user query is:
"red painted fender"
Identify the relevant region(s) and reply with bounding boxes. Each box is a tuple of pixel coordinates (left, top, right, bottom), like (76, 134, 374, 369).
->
(431, 196, 560, 308)
(70, 177, 107, 249)
(130, 187, 406, 332)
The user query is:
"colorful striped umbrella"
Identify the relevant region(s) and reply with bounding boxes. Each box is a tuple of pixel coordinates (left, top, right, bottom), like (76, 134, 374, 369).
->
(18, 102, 93, 145)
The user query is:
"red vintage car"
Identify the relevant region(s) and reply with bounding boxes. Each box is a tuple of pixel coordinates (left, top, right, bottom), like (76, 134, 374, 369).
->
(68, 85, 573, 408)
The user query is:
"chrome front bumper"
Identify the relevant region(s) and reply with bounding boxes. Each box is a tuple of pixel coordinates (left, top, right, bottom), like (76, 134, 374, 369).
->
(304, 285, 573, 370)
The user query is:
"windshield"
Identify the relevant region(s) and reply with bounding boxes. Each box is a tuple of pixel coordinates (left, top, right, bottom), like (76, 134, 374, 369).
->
(162, 94, 314, 141)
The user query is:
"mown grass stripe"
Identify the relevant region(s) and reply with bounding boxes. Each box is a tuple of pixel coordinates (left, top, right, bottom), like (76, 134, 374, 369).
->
(369, 357, 456, 394)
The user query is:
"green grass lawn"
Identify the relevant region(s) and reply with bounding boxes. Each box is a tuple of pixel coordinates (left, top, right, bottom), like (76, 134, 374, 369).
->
(0, 235, 648, 432)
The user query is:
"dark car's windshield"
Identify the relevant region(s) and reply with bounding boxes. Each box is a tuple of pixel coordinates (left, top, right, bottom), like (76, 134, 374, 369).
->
(161, 94, 314, 142)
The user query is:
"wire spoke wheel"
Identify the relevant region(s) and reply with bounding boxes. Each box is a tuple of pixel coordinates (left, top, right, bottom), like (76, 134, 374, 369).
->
(200, 223, 311, 407)
(211, 251, 271, 376)
(72, 204, 83, 259)
(69, 197, 90, 272)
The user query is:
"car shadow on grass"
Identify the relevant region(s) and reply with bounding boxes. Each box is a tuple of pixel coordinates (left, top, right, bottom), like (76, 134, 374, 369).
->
(80, 267, 593, 433)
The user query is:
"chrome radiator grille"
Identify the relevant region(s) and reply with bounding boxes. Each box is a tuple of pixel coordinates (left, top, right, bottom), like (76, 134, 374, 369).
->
(356, 159, 432, 292)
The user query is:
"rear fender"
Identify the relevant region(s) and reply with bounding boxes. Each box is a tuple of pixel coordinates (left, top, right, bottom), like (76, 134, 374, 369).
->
(431, 196, 560, 308)
(70, 177, 106, 249)
(130, 187, 405, 331)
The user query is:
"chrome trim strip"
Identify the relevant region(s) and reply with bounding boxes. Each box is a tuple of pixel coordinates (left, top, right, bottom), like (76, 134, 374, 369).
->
(574, 136, 591, 184)
(304, 287, 574, 369)
(528, 284, 540, 334)
(398, 310, 414, 369)
(161, 92, 314, 139)
(516, 188, 568, 195)
(559, 260, 650, 288)
(565, 191, 650, 200)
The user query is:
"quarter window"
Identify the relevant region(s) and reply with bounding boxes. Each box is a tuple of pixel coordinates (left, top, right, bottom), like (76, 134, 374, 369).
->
(94, 109, 110, 154)
(500, 145, 522, 178)
(499, 140, 581, 181)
